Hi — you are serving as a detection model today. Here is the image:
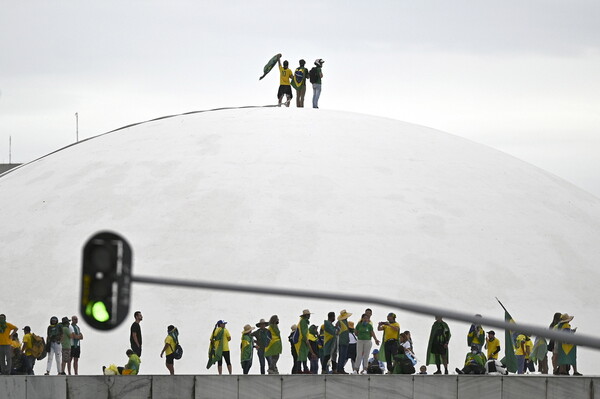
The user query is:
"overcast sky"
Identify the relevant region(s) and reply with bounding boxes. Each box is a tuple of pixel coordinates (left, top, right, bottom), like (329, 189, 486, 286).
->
(1, 1, 599, 197)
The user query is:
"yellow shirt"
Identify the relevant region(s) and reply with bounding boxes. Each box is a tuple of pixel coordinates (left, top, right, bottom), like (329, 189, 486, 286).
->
(0, 323, 16, 345)
(279, 65, 293, 86)
(23, 333, 33, 356)
(515, 334, 526, 356)
(164, 335, 176, 356)
(486, 337, 501, 359)
(525, 338, 533, 359)
(382, 322, 400, 341)
(11, 339, 20, 349)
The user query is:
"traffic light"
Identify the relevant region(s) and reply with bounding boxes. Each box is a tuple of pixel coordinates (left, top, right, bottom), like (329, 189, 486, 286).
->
(81, 232, 132, 330)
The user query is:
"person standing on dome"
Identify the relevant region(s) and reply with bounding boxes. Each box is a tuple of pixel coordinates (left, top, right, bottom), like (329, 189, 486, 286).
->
(252, 318, 270, 375)
(309, 59, 324, 108)
(0, 314, 18, 375)
(467, 314, 485, 352)
(291, 59, 310, 107)
(130, 311, 143, 357)
(336, 309, 352, 374)
(378, 312, 400, 374)
(320, 312, 337, 374)
(45, 316, 63, 375)
(264, 315, 282, 374)
(484, 330, 501, 361)
(277, 55, 294, 107)
(426, 316, 451, 374)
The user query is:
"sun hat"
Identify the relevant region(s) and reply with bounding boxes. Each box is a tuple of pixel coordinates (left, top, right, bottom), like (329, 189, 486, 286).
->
(560, 313, 574, 323)
(338, 310, 352, 320)
(300, 309, 312, 317)
(242, 324, 254, 334)
(256, 318, 268, 327)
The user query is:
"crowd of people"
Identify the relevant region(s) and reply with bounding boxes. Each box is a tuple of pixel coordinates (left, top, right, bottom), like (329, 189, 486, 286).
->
(0, 314, 82, 376)
(0, 309, 581, 377)
(204, 309, 581, 377)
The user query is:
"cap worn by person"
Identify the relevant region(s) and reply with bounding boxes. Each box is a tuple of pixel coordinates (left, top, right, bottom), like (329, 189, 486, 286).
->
(387, 313, 396, 319)
(488, 330, 495, 335)
(243, 324, 254, 334)
(23, 326, 31, 332)
(338, 310, 352, 321)
(372, 349, 379, 354)
(217, 320, 227, 325)
(61, 317, 71, 324)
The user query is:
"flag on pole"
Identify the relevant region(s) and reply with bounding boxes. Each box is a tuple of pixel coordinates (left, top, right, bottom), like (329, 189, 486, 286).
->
(496, 297, 518, 373)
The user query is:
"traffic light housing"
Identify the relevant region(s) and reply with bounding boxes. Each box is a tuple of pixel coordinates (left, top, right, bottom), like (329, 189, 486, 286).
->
(81, 232, 132, 330)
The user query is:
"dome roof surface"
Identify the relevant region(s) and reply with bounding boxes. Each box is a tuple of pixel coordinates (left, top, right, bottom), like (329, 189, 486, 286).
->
(2, 108, 599, 374)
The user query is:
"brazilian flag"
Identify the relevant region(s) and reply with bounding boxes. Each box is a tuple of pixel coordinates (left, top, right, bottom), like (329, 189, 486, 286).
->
(497, 298, 518, 373)
(291, 67, 308, 90)
(207, 326, 224, 369)
(557, 321, 577, 366)
(264, 324, 282, 357)
(259, 54, 280, 80)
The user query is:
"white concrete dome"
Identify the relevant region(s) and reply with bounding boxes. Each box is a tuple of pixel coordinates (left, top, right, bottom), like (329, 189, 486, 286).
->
(1, 108, 599, 375)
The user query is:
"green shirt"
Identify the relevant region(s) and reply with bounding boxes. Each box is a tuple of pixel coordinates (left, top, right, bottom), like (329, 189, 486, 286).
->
(61, 325, 71, 348)
(252, 328, 269, 349)
(125, 354, 141, 374)
(355, 321, 373, 340)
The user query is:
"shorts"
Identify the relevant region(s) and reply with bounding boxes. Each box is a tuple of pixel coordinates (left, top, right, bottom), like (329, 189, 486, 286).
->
(218, 351, 231, 367)
(277, 85, 293, 99)
(62, 348, 72, 363)
(71, 346, 81, 359)
(166, 353, 175, 365)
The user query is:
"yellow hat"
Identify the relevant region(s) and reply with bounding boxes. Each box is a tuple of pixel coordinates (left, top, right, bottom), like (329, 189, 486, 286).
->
(338, 310, 352, 321)
(242, 324, 254, 334)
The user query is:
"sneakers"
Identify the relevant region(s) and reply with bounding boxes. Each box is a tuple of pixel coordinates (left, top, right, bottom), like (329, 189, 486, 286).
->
(455, 368, 464, 375)
(44, 372, 50, 376)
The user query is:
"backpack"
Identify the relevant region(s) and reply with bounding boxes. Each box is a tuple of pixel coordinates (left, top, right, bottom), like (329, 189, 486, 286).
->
(309, 67, 319, 83)
(173, 344, 183, 360)
(290, 327, 300, 345)
(31, 334, 47, 360)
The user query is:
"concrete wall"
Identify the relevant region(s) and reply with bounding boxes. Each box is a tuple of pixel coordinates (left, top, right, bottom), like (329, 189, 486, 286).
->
(0, 375, 597, 399)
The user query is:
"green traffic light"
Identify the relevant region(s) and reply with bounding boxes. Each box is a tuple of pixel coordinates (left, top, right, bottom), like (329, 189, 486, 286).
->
(86, 301, 110, 322)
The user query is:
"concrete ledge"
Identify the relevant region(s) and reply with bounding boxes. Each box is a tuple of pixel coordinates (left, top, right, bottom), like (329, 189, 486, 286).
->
(0, 375, 597, 399)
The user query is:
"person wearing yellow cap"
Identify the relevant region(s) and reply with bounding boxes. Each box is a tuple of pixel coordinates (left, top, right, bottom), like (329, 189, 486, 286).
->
(378, 312, 400, 374)
(556, 313, 581, 376)
(335, 309, 352, 374)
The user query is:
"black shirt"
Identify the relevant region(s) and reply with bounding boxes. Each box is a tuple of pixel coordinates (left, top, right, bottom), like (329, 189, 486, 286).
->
(130, 322, 142, 348)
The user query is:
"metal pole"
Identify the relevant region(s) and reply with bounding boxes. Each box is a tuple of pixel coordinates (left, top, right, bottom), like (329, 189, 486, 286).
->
(75, 113, 79, 142)
(131, 274, 600, 350)
(9, 136, 11, 164)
